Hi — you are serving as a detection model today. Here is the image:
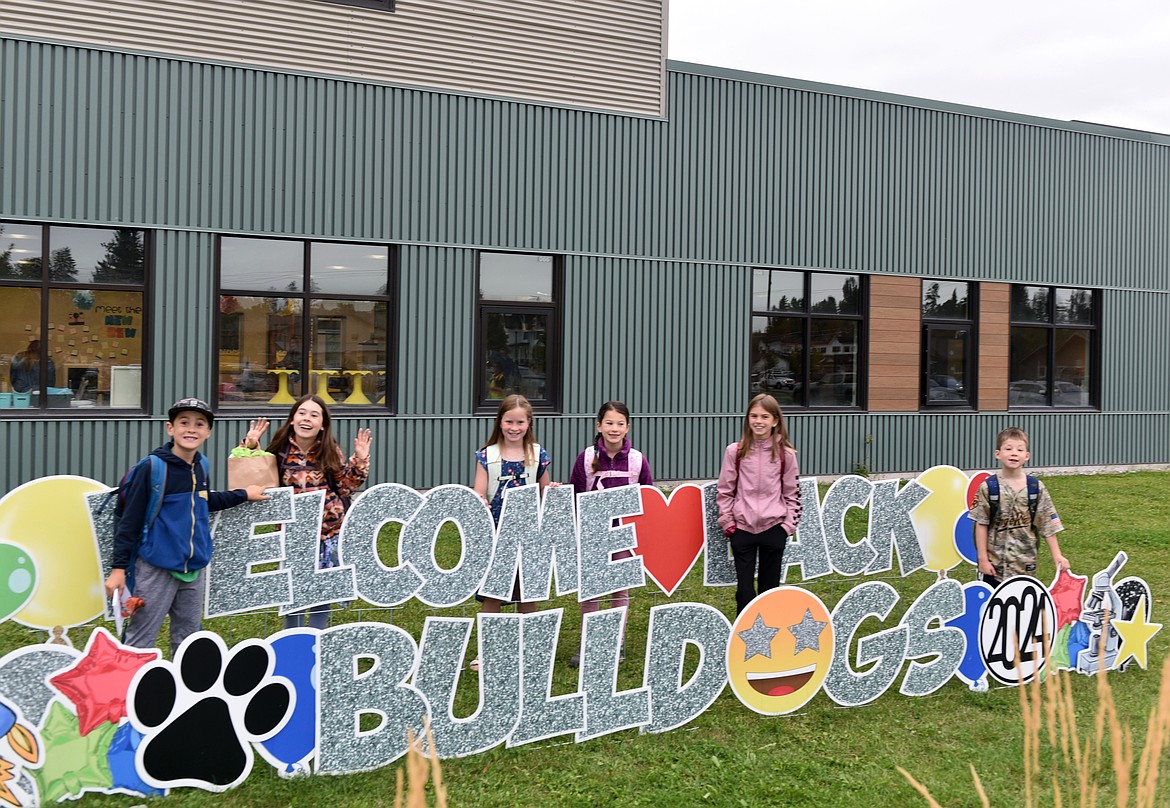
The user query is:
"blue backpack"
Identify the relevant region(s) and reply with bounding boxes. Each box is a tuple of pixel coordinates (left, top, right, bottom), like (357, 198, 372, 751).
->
(99, 454, 209, 588)
(986, 474, 1040, 528)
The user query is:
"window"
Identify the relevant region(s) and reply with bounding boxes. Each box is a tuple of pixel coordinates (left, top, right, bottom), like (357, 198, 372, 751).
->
(1009, 286, 1097, 408)
(477, 252, 560, 410)
(921, 280, 975, 408)
(0, 222, 147, 412)
(216, 237, 393, 410)
(751, 270, 864, 408)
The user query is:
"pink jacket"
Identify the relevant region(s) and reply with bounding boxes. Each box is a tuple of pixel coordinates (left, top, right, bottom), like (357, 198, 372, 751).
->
(716, 439, 802, 536)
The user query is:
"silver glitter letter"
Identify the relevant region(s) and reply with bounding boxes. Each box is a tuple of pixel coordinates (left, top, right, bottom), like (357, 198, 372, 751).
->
(577, 608, 650, 741)
(485, 484, 579, 602)
(340, 483, 425, 607)
(401, 485, 495, 608)
(702, 482, 736, 586)
(643, 603, 730, 734)
(509, 609, 585, 746)
(864, 479, 929, 576)
(820, 476, 876, 577)
(317, 623, 430, 775)
(781, 478, 832, 583)
(899, 578, 965, 696)
(207, 488, 297, 617)
(577, 486, 644, 602)
(823, 581, 908, 707)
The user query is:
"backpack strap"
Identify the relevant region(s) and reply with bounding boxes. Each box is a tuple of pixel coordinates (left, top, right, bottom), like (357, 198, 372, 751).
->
(485, 443, 540, 504)
(584, 446, 643, 491)
(1025, 474, 1040, 522)
(142, 455, 169, 540)
(986, 474, 1001, 527)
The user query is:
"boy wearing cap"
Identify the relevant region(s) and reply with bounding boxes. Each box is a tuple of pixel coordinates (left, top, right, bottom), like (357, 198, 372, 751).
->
(103, 397, 269, 653)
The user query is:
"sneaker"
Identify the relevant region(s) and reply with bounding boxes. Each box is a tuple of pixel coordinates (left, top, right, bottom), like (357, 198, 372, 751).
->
(469, 658, 481, 672)
(568, 653, 581, 669)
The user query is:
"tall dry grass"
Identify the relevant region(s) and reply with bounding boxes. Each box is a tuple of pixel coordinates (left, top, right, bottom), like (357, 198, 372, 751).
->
(395, 721, 448, 808)
(900, 656, 1170, 807)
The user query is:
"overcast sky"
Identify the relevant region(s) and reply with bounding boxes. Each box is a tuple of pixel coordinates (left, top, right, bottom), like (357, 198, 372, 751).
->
(668, 0, 1170, 135)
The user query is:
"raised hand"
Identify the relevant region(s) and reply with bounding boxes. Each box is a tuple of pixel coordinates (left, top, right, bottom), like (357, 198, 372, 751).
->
(354, 428, 373, 461)
(243, 417, 270, 449)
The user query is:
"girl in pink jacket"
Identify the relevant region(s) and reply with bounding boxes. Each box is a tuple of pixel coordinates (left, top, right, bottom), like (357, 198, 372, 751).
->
(716, 394, 802, 615)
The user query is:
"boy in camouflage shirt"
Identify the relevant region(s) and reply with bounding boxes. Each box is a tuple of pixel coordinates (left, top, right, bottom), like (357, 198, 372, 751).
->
(971, 427, 1069, 587)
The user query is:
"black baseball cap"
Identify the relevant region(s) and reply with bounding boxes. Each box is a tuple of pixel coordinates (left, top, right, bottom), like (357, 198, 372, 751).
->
(168, 397, 215, 425)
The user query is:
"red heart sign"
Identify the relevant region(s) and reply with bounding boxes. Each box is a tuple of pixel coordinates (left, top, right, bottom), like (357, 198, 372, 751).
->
(623, 484, 706, 597)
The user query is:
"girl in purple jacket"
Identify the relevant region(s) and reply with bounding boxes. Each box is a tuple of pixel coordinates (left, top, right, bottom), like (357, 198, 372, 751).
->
(716, 394, 802, 615)
(567, 401, 654, 667)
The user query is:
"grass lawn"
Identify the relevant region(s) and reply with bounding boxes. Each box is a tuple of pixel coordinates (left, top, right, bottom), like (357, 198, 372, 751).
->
(4, 472, 1168, 807)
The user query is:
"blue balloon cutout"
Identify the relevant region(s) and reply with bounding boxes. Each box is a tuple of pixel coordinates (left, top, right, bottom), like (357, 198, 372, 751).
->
(945, 581, 993, 686)
(0, 700, 15, 738)
(954, 511, 978, 565)
(1067, 620, 1091, 668)
(107, 722, 165, 796)
(259, 631, 319, 776)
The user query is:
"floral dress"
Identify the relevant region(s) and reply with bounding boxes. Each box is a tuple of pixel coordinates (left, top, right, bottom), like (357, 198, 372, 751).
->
(278, 440, 370, 568)
(475, 446, 551, 524)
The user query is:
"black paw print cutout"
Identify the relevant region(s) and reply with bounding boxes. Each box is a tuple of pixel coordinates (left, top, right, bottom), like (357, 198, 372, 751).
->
(128, 632, 294, 791)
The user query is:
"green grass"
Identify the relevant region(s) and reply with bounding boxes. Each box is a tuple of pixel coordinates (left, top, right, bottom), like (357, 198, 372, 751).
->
(4, 472, 1168, 807)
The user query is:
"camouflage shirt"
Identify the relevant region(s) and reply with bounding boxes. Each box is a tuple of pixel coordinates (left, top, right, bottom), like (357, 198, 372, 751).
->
(970, 476, 1064, 579)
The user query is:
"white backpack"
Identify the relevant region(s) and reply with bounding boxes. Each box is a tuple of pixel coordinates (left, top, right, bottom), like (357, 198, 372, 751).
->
(582, 446, 643, 491)
(485, 443, 541, 504)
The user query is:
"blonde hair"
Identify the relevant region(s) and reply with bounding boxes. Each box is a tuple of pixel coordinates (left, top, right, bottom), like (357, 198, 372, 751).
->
(996, 426, 1030, 450)
(737, 393, 794, 461)
(481, 394, 537, 464)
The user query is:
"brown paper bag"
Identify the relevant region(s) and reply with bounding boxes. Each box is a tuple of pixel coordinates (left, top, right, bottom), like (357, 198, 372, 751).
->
(227, 454, 280, 490)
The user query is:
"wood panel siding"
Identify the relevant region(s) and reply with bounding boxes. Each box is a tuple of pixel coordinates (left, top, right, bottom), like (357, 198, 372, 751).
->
(3, 0, 666, 115)
(978, 281, 1010, 411)
(868, 276, 921, 411)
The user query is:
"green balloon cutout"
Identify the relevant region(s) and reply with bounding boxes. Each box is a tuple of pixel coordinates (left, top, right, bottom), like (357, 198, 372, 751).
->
(30, 702, 115, 802)
(0, 542, 37, 622)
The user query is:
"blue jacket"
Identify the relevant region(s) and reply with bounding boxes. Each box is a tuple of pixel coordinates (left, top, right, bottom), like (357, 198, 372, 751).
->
(111, 443, 247, 572)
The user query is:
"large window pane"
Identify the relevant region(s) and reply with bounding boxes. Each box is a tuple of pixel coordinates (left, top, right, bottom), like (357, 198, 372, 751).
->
(751, 316, 801, 405)
(925, 327, 970, 403)
(479, 253, 553, 302)
(1055, 288, 1093, 325)
(0, 223, 43, 280)
(1, 288, 44, 403)
(1009, 326, 1049, 405)
(217, 296, 304, 407)
(311, 243, 390, 296)
(221, 237, 303, 292)
(810, 273, 861, 315)
(1011, 285, 1051, 322)
(49, 226, 145, 285)
(306, 300, 387, 406)
(1053, 329, 1091, 406)
(808, 320, 858, 406)
(483, 311, 548, 401)
(922, 281, 970, 319)
(752, 269, 803, 313)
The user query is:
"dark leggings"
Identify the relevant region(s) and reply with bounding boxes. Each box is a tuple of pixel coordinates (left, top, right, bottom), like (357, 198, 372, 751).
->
(730, 523, 789, 615)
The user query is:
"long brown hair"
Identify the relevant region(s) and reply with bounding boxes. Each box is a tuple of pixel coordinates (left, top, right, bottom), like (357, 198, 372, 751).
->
(480, 394, 537, 465)
(736, 393, 794, 462)
(266, 394, 342, 475)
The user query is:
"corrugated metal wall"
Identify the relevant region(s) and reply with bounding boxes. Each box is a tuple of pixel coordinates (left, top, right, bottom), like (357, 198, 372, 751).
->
(3, 0, 666, 116)
(1, 39, 1168, 490)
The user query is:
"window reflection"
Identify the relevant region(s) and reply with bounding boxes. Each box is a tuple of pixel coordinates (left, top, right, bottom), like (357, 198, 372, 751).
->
(479, 253, 553, 302)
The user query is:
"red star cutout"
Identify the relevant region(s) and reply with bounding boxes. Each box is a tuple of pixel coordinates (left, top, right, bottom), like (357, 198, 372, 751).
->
(48, 628, 158, 736)
(1048, 567, 1088, 630)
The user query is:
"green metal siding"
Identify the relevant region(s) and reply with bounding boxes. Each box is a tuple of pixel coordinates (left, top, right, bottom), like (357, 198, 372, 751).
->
(1, 37, 1168, 492)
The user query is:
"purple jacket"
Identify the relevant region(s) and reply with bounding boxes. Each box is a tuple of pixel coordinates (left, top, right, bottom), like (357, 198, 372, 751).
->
(716, 439, 801, 536)
(569, 437, 654, 494)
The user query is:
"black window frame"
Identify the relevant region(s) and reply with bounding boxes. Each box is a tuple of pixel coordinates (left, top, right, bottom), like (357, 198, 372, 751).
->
(474, 251, 562, 413)
(920, 280, 978, 410)
(750, 269, 867, 410)
(1008, 285, 1100, 410)
(214, 235, 398, 414)
(0, 220, 151, 416)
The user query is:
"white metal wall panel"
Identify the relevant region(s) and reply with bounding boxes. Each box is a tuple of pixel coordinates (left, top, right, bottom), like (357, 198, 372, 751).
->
(3, 0, 666, 115)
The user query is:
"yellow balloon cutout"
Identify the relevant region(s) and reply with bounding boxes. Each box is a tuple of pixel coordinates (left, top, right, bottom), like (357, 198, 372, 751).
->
(0, 476, 109, 628)
(909, 465, 969, 573)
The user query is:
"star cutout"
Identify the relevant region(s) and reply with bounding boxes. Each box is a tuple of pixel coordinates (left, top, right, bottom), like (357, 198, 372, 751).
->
(737, 614, 780, 661)
(788, 609, 828, 654)
(1112, 596, 1162, 670)
(49, 628, 158, 735)
(1047, 567, 1088, 630)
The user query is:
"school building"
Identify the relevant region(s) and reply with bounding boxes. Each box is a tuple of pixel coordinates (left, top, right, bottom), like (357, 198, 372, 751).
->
(1, 1, 1168, 491)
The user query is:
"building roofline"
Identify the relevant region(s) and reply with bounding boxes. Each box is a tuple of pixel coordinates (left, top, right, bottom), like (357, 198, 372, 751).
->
(667, 59, 1170, 145)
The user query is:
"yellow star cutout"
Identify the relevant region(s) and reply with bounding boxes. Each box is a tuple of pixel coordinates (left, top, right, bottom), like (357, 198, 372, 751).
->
(1112, 596, 1162, 670)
